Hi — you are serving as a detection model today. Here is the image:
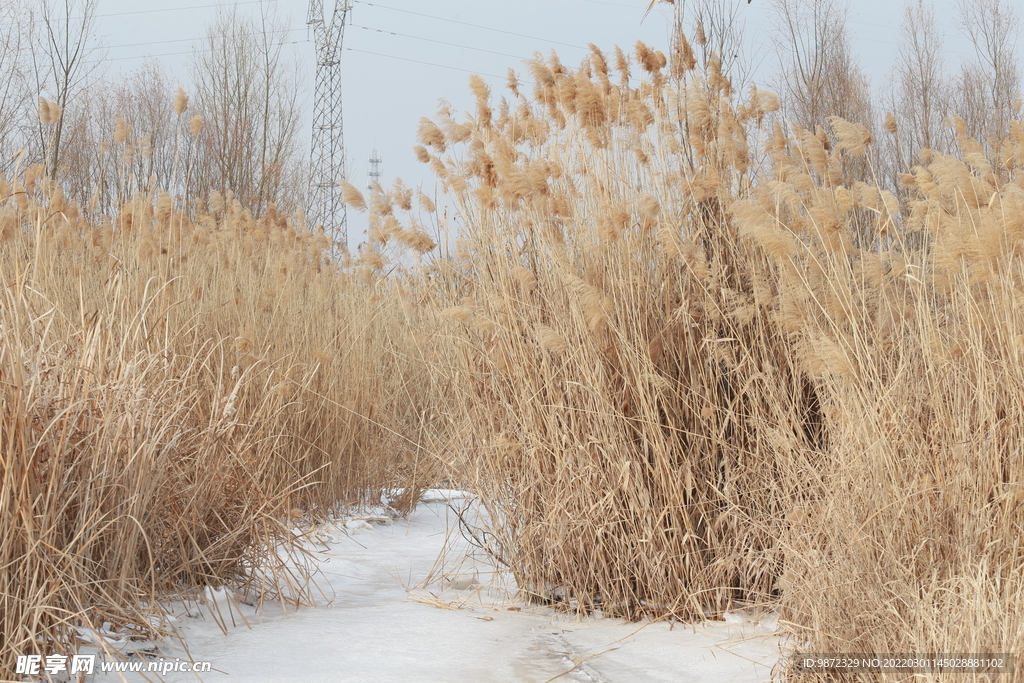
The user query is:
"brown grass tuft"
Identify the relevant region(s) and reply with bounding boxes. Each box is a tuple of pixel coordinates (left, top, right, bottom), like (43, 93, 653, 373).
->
(417, 117, 447, 152)
(0, 173, 444, 676)
(340, 180, 368, 211)
(174, 87, 189, 115)
(829, 115, 873, 156)
(351, 28, 1024, 671)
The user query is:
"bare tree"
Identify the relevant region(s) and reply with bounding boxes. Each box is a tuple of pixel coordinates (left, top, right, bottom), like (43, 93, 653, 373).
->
(188, 3, 305, 213)
(955, 0, 1022, 149)
(669, 0, 752, 91)
(0, 1, 31, 172)
(29, 0, 104, 180)
(769, 0, 873, 131)
(62, 61, 189, 211)
(890, 0, 954, 168)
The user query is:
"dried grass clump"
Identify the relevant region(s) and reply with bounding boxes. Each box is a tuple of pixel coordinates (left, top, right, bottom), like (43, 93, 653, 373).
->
(340, 179, 367, 211)
(0, 172, 442, 677)
(390, 40, 812, 621)
(12, 25, 1024, 682)
(734, 118, 1024, 676)
(374, 27, 1024, 681)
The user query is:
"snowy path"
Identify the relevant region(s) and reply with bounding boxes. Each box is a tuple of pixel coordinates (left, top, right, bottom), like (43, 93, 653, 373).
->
(101, 495, 782, 683)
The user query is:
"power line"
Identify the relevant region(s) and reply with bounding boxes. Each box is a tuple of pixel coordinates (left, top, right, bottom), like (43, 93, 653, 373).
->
(93, 17, 972, 79)
(344, 47, 508, 79)
(351, 23, 530, 61)
(104, 18, 531, 64)
(101, 38, 308, 63)
(577, 0, 646, 9)
(104, 43, 518, 81)
(352, 1, 589, 51)
(99, 11, 540, 71)
(93, 0, 633, 71)
(105, 27, 305, 52)
(99, 37, 520, 76)
(105, 49, 196, 62)
(93, 0, 267, 20)
(90, 0, 988, 74)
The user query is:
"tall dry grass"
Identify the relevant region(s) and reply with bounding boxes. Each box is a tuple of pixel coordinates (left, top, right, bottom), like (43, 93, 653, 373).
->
(0, 166, 440, 676)
(364, 31, 1024, 681)
(7, 23, 1024, 683)
(392, 42, 813, 620)
(743, 117, 1024, 677)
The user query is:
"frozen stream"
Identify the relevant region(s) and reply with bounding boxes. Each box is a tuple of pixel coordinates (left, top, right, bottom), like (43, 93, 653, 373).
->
(93, 493, 781, 683)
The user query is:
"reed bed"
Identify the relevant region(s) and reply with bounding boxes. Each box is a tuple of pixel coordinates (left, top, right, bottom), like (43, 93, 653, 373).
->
(5, 24, 1024, 683)
(748, 119, 1024, 679)
(0, 170, 440, 676)
(361, 31, 1024, 682)
(370, 39, 815, 620)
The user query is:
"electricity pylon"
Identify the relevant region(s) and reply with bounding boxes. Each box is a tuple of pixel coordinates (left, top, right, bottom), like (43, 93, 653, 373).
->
(307, 0, 352, 248)
(367, 148, 382, 189)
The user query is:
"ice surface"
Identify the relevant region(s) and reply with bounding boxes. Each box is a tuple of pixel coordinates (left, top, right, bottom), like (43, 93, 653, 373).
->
(91, 495, 781, 683)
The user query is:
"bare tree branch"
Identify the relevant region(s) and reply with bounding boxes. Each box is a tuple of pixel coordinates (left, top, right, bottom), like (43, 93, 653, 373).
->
(188, 3, 305, 213)
(29, 0, 104, 180)
(955, 0, 1022, 149)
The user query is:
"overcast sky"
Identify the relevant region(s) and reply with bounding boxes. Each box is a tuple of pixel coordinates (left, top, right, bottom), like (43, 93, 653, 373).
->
(91, 0, 991, 247)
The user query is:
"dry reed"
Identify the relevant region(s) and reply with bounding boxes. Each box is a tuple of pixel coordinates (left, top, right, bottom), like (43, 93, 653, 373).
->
(364, 29, 1024, 683)
(0, 170, 441, 677)
(7, 22, 1024, 683)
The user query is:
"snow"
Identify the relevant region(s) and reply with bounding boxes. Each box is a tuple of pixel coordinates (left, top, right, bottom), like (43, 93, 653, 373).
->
(80, 493, 783, 683)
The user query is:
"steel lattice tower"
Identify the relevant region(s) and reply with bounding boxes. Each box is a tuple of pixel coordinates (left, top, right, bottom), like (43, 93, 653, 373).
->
(307, 0, 352, 247)
(367, 148, 382, 189)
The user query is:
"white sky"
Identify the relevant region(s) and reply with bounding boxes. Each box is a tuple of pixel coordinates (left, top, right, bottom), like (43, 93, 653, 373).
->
(91, 0, 992, 247)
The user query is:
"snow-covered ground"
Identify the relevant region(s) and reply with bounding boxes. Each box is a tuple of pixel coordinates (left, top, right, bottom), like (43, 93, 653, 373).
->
(82, 491, 783, 683)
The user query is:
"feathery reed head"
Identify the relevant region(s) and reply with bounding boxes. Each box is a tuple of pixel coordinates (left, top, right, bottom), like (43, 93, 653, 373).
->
(340, 180, 367, 212)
